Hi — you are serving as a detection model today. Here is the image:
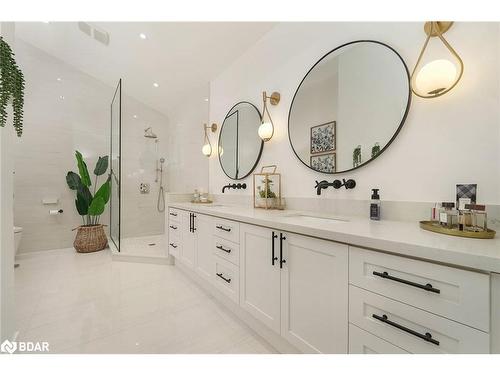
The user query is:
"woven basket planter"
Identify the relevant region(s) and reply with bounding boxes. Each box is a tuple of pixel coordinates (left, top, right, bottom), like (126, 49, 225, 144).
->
(73, 224, 108, 253)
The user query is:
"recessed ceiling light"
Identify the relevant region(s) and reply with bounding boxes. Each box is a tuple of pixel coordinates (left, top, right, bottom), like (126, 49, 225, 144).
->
(204, 98, 209, 102)
(59, 95, 65, 100)
(139, 33, 147, 40)
(56, 77, 62, 82)
(153, 83, 159, 88)
(133, 114, 138, 119)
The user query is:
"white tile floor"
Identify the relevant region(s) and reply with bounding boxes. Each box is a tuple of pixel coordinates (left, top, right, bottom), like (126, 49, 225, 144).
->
(120, 235, 168, 258)
(14, 248, 277, 354)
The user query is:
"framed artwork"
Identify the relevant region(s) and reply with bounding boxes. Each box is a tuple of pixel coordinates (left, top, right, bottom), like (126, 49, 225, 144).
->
(310, 121, 336, 154)
(310, 153, 336, 173)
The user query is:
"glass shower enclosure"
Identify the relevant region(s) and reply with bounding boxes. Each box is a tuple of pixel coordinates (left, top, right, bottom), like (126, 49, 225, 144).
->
(110, 79, 121, 251)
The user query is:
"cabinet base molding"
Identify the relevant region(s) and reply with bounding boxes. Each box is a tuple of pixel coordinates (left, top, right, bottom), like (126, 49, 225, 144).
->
(174, 259, 301, 354)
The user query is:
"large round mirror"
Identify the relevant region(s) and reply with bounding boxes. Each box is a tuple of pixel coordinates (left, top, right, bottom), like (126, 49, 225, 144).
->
(288, 40, 411, 174)
(218, 102, 263, 180)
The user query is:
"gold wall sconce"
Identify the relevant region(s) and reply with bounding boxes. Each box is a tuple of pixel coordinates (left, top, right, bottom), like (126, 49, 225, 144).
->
(202, 123, 217, 157)
(411, 21, 464, 98)
(258, 91, 280, 142)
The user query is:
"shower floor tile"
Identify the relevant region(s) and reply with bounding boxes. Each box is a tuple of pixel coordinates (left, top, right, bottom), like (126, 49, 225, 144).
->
(13, 248, 276, 354)
(120, 235, 168, 258)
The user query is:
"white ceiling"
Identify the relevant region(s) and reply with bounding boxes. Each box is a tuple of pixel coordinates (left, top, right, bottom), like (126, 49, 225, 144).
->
(14, 22, 276, 116)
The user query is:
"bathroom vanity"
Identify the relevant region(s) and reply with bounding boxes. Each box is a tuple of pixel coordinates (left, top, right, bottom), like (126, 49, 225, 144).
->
(167, 202, 500, 354)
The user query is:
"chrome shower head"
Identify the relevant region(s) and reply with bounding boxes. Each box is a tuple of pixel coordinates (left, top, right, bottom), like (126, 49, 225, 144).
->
(144, 127, 158, 139)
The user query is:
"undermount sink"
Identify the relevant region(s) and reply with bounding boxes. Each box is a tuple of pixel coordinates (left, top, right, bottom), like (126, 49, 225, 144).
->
(283, 214, 349, 223)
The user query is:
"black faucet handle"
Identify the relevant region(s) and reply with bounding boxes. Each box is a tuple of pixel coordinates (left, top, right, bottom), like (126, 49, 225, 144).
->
(332, 180, 343, 189)
(241, 183, 247, 189)
(344, 179, 356, 189)
(231, 183, 237, 189)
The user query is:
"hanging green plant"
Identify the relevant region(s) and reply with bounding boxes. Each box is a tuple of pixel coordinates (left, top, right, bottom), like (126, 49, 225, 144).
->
(0, 36, 25, 137)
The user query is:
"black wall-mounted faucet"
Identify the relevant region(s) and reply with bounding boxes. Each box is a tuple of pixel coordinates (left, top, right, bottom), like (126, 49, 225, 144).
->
(222, 183, 247, 193)
(314, 178, 356, 195)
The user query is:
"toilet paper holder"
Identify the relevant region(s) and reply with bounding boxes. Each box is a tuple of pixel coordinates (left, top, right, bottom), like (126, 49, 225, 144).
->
(49, 209, 64, 215)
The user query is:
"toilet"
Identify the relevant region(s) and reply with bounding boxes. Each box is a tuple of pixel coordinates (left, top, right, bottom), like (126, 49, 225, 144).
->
(14, 226, 23, 255)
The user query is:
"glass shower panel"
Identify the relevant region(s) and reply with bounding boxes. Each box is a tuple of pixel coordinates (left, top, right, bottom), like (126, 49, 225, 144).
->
(110, 79, 121, 251)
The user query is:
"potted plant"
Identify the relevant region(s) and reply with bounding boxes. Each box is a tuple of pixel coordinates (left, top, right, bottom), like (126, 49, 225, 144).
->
(0, 36, 25, 137)
(256, 176, 278, 209)
(66, 151, 110, 253)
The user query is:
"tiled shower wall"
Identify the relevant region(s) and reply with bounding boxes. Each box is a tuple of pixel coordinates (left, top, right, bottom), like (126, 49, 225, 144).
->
(13, 40, 168, 253)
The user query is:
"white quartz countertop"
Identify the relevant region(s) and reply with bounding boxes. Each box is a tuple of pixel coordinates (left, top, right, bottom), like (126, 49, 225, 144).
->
(168, 202, 500, 274)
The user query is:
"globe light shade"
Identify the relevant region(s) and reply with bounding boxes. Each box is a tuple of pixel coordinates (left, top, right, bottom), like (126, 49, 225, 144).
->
(202, 143, 212, 157)
(258, 121, 274, 142)
(415, 59, 458, 96)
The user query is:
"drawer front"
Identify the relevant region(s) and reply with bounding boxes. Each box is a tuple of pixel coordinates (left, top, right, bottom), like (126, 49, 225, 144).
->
(168, 235, 181, 258)
(349, 246, 490, 332)
(213, 236, 239, 266)
(213, 218, 240, 243)
(349, 324, 408, 354)
(213, 256, 239, 304)
(349, 286, 490, 354)
(168, 207, 181, 223)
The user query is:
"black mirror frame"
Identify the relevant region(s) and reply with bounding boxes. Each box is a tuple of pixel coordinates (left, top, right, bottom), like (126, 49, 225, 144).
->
(287, 40, 412, 175)
(218, 101, 264, 180)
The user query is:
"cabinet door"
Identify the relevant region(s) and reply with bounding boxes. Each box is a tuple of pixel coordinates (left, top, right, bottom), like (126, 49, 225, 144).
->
(180, 211, 196, 268)
(280, 233, 348, 353)
(194, 214, 213, 281)
(240, 224, 281, 334)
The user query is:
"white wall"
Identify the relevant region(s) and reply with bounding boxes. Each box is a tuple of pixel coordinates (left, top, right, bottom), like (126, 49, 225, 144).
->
(209, 22, 500, 205)
(167, 84, 210, 194)
(0, 21, 16, 341)
(13, 39, 169, 252)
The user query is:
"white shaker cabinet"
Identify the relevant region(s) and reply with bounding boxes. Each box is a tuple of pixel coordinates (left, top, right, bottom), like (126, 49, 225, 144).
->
(240, 224, 281, 334)
(179, 210, 196, 268)
(240, 223, 349, 353)
(194, 213, 214, 282)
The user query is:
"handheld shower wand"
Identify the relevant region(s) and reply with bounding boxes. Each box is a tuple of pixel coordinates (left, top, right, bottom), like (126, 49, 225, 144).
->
(157, 158, 165, 212)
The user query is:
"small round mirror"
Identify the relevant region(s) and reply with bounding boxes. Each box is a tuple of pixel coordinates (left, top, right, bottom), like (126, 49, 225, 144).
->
(218, 102, 263, 180)
(288, 40, 411, 174)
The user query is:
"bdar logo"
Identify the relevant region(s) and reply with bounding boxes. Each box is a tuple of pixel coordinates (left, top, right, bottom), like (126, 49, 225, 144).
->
(1, 340, 17, 354)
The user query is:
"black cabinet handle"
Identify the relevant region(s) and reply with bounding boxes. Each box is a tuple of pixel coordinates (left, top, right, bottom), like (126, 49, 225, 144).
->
(271, 231, 278, 266)
(279, 233, 286, 269)
(216, 225, 231, 232)
(216, 245, 231, 254)
(169, 212, 177, 217)
(372, 271, 440, 294)
(189, 213, 193, 233)
(216, 272, 231, 283)
(192, 213, 196, 232)
(372, 314, 440, 346)
(169, 243, 178, 249)
(169, 225, 177, 230)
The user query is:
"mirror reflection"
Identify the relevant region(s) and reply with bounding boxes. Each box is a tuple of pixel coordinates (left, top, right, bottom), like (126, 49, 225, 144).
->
(288, 41, 411, 174)
(218, 102, 263, 180)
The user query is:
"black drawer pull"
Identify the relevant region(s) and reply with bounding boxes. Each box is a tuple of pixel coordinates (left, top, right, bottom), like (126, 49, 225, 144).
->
(169, 243, 178, 249)
(169, 225, 178, 230)
(372, 314, 440, 346)
(373, 271, 440, 294)
(169, 212, 178, 217)
(216, 272, 231, 283)
(216, 225, 231, 232)
(216, 245, 231, 254)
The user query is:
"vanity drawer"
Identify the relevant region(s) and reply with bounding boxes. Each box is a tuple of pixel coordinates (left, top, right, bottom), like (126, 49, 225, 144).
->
(213, 256, 239, 304)
(168, 208, 181, 222)
(349, 246, 490, 332)
(213, 218, 240, 243)
(349, 324, 408, 354)
(168, 235, 181, 258)
(213, 237, 239, 266)
(168, 222, 180, 237)
(349, 286, 490, 354)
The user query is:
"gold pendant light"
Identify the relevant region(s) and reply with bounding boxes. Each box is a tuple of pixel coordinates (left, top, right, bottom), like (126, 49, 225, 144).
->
(258, 91, 280, 142)
(411, 21, 464, 98)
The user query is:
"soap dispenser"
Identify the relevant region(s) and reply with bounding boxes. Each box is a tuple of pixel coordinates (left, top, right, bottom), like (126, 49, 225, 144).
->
(370, 189, 381, 220)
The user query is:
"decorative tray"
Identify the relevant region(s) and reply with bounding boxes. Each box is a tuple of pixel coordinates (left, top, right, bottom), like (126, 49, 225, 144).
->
(419, 221, 496, 239)
(190, 200, 214, 204)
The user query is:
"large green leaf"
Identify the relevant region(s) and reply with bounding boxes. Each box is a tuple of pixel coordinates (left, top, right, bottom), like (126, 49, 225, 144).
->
(93, 156, 109, 176)
(75, 193, 88, 215)
(94, 179, 110, 204)
(75, 150, 91, 187)
(88, 196, 105, 216)
(66, 171, 81, 190)
(77, 184, 93, 209)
